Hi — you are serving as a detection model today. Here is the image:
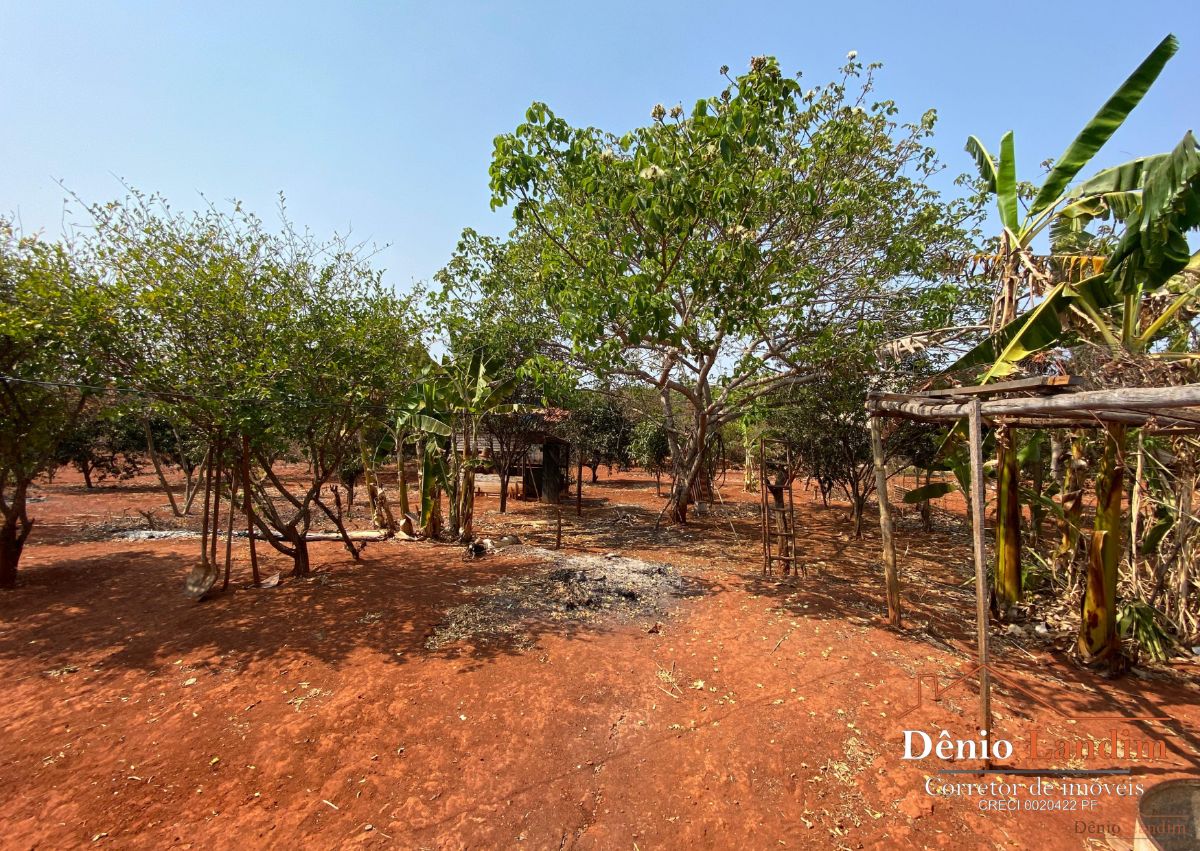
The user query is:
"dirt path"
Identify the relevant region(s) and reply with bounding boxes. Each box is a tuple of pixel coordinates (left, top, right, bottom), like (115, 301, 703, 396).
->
(1, 469, 1197, 849)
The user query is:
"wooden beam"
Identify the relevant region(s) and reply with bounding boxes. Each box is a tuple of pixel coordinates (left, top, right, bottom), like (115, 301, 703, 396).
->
(867, 396, 971, 421)
(870, 416, 901, 627)
(967, 399, 993, 749)
(981, 384, 1200, 417)
(918, 375, 1081, 398)
(868, 384, 1200, 428)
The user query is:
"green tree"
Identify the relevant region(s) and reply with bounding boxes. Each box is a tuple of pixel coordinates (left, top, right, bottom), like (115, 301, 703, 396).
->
(629, 417, 671, 493)
(490, 55, 976, 523)
(408, 353, 520, 542)
(770, 357, 938, 536)
(567, 391, 632, 482)
(92, 194, 421, 579)
(54, 406, 145, 487)
(433, 228, 563, 382)
(0, 221, 115, 586)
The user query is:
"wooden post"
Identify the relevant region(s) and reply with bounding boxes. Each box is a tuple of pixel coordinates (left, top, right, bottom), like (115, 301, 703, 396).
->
(870, 415, 900, 627)
(967, 399, 993, 744)
(759, 438, 769, 574)
(222, 469, 236, 591)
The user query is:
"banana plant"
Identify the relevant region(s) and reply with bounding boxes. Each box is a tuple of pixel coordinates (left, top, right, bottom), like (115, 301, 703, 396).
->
(963, 34, 1178, 359)
(953, 34, 1180, 618)
(420, 351, 521, 541)
(391, 367, 453, 537)
(959, 146, 1200, 660)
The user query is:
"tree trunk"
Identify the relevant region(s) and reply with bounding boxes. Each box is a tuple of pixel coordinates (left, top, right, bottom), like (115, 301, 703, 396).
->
(425, 493, 442, 539)
(0, 480, 33, 589)
(1127, 431, 1146, 595)
(199, 445, 214, 569)
(396, 436, 415, 537)
(1030, 437, 1046, 542)
(0, 515, 26, 589)
(81, 462, 94, 489)
(459, 420, 476, 541)
(742, 430, 757, 493)
(1079, 424, 1125, 665)
(182, 450, 207, 515)
(145, 419, 184, 517)
(313, 491, 363, 561)
(209, 438, 224, 571)
(222, 469, 236, 591)
(994, 426, 1022, 614)
(290, 533, 311, 577)
(498, 468, 509, 514)
(360, 441, 396, 533)
(576, 451, 583, 517)
(1054, 434, 1085, 584)
(665, 427, 707, 525)
(870, 416, 900, 627)
(241, 436, 260, 587)
(919, 469, 932, 532)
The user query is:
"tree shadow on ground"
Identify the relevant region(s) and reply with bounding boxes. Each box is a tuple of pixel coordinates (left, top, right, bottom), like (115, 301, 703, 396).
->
(737, 514, 1200, 765)
(0, 534, 714, 684)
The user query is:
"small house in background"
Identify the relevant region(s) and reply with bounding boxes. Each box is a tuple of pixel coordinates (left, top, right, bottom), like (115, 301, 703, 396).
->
(457, 408, 573, 503)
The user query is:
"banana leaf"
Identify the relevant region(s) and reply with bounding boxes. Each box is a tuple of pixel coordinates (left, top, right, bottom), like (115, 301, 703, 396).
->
(1020, 487, 1067, 522)
(1140, 508, 1175, 556)
(946, 281, 1070, 379)
(1067, 272, 1121, 311)
(1074, 154, 1168, 196)
(1106, 131, 1200, 291)
(965, 135, 999, 194)
(997, 131, 1020, 235)
(1032, 34, 1179, 214)
(902, 482, 957, 504)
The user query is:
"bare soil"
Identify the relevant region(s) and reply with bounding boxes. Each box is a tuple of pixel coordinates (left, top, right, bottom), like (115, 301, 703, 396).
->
(1, 467, 1197, 849)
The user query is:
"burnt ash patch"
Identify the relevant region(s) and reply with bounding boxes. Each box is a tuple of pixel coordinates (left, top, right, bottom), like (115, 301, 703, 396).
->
(426, 547, 686, 650)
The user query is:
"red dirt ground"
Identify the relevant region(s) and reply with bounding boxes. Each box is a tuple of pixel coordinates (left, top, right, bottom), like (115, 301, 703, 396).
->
(2, 468, 1197, 850)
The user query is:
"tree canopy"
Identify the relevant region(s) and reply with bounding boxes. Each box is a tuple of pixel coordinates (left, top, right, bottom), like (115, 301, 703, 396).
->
(489, 55, 981, 520)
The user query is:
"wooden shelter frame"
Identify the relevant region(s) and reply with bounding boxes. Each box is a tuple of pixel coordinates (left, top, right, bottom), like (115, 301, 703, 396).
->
(866, 377, 1200, 741)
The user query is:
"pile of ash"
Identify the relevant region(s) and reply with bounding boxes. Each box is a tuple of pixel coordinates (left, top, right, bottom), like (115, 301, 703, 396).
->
(426, 547, 685, 650)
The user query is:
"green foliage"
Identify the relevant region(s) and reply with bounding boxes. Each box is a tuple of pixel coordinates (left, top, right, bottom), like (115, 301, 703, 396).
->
(628, 418, 670, 477)
(55, 407, 146, 486)
(490, 54, 979, 519)
(1032, 35, 1178, 214)
(0, 219, 116, 583)
(1117, 600, 1174, 663)
(902, 481, 956, 504)
(432, 228, 570, 393)
(86, 193, 425, 571)
(766, 355, 939, 533)
(567, 391, 633, 473)
(405, 351, 522, 538)
(953, 34, 1194, 383)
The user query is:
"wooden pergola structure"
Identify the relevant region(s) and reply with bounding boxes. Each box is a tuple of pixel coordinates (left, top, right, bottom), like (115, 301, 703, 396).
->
(866, 378, 1200, 738)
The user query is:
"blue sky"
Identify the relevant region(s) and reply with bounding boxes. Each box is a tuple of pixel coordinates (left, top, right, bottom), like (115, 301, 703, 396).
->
(2, 2, 1196, 294)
